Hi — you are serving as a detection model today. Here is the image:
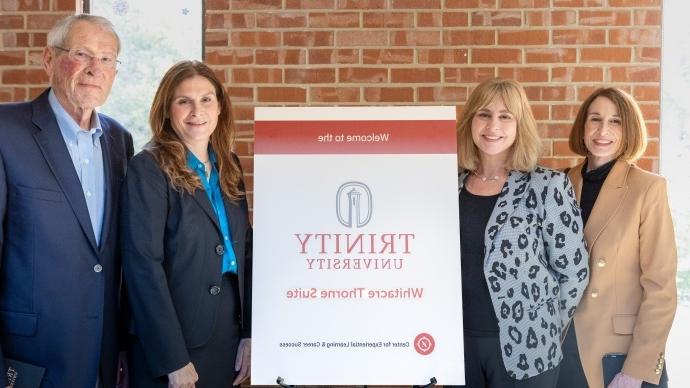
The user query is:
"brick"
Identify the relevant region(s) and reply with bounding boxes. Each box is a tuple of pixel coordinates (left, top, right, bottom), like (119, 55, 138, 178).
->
(638, 103, 659, 120)
(26, 14, 66, 29)
(541, 139, 553, 156)
(285, 68, 336, 83)
(336, 0, 386, 8)
(226, 87, 254, 102)
(284, 31, 333, 46)
(634, 9, 661, 25)
(581, 47, 631, 63)
(28, 86, 44, 99)
(444, 30, 495, 45)
(444, 67, 495, 83)
(231, 0, 282, 9)
(471, 11, 521, 27)
(417, 11, 469, 27)
(310, 12, 360, 27)
(472, 48, 521, 64)
(232, 68, 282, 84)
(635, 158, 655, 172)
(0, 50, 25, 66)
(391, 68, 441, 83)
(207, 13, 255, 29)
(230, 31, 280, 47)
(256, 49, 306, 65)
(551, 66, 604, 82)
(391, 31, 440, 46)
(286, 0, 335, 8)
(497, 67, 549, 82)
(644, 140, 659, 156)
(392, 0, 441, 8)
(580, 11, 631, 26)
(418, 48, 468, 64)
(336, 30, 387, 46)
(257, 87, 307, 103)
(364, 87, 414, 102)
(446, 0, 497, 7)
(310, 87, 360, 103)
(646, 122, 659, 137)
(525, 48, 576, 63)
(552, 29, 605, 45)
(55, 0, 76, 11)
(206, 0, 230, 10)
(418, 86, 468, 102)
(1, 0, 49, 11)
(309, 49, 359, 64)
(524, 86, 575, 101)
(539, 158, 582, 170)
(339, 67, 388, 83)
(256, 12, 307, 28)
(635, 47, 660, 62)
(542, 123, 575, 138)
(211, 68, 227, 83)
(27, 49, 43, 66)
(1, 69, 48, 84)
(363, 49, 413, 64)
(551, 104, 581, 120)
(609, 28, 660, 46)
(553, 139, 578, 156)
(609, 0, 659, 6)
(530, 104, 549, 120)
(499, 0, 549, 7)
(498, 30, 548, 45)
(553, 0, 603, 5)
(632, 85, 658, 101)
(525, 10, 576, 26)
(608, 64, 661, 83)
(0, 15, 24, 29)
(205, 31, 229, 47)
(364, 12, 414, 28)
(206, 49, 254, 65)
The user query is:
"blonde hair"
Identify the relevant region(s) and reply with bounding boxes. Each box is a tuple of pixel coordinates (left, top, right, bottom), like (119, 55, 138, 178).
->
(457, 78, 541, 172)
(147, 60, 243, 200)
(569, 87, 648, 162)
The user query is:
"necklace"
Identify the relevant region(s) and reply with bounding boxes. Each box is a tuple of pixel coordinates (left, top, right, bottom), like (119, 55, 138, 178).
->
(472, 170, 505, 182)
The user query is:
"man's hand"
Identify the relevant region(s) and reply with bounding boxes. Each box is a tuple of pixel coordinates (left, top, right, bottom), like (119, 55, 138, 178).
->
(232, 338, 251, 386)
(608, 372, 643, 388)
(167, 362, 198, 388)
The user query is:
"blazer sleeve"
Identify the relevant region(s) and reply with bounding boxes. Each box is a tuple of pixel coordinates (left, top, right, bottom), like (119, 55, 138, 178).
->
(121, 153, 191, 377)
(622, 177, 677, 384)
(0, 150, 7, 386)
(542, 172, 590, 329)
(234, 154, 253, 338)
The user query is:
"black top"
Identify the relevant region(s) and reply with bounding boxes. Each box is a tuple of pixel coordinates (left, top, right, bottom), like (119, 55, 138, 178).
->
(579, 159, 616, 226)
(459, 187, 500, 336)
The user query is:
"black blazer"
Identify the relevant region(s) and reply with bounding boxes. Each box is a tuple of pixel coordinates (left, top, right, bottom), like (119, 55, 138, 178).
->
(121, 151, 252, 377)
(0, 89, 133, 388)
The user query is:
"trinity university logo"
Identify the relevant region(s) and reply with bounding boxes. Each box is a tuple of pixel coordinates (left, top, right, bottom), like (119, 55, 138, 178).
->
(336, 181, 372, 228)
(414, 333, 435, 356)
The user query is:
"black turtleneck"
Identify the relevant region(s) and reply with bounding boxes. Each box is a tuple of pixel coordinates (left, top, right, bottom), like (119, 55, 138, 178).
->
(580, 159, 616, 226)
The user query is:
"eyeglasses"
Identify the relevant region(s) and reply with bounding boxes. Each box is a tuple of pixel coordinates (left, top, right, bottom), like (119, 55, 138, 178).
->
(53, 46, 121, 69)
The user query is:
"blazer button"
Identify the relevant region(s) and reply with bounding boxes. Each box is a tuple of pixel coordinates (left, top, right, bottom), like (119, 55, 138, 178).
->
(93, 264, 103, 273)
(590, 289, 599, 298)
(215, 244, 225, 256)
(209, 285, 221, 296)
(597, 258, 607, 267)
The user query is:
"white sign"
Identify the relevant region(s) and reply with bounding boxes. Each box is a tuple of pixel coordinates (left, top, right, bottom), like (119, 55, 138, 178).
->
(252, 106, 464, 385)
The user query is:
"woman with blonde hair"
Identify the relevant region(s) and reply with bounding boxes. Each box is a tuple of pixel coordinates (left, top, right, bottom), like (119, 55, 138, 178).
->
(121, 60, 252, 388)
(558, 87, 676, 388)
(456, 78, 589, 387)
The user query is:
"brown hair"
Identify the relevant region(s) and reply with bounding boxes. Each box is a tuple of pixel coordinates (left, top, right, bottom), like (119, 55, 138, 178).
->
(457, 78, 541, 172)
(147, 60, 243, 200)
(569, 87, 647, 162)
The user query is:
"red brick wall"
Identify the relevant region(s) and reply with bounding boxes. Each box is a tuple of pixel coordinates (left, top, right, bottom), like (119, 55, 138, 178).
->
(1, 0, 663, 197)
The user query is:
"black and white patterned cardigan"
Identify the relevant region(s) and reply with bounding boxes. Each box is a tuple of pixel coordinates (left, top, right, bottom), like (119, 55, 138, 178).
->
(459, 167, 590, 380)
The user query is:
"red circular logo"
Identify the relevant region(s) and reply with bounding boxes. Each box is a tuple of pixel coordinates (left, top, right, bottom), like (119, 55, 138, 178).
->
(414, 333, 435, 355)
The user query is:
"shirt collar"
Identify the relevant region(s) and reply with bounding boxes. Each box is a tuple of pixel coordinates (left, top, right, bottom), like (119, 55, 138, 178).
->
(48, 89, 103, 144)
(186, 147, 217, 174)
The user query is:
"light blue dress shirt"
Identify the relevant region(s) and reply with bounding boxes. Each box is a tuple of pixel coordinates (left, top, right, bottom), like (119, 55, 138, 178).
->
(187, 149, 238, 274)
(48, 90, 106, 245)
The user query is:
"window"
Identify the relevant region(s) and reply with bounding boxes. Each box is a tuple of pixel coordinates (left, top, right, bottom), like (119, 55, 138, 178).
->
(89, 0, 203, 149)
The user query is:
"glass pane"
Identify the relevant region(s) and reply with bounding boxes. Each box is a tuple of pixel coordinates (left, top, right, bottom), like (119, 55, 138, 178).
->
(91, 0, 203, 150)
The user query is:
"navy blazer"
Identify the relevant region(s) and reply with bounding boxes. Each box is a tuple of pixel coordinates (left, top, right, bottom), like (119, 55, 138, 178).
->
(121, 151, 252, 377)
(0, 89, 134, 388)
(459, 167, 589, 380)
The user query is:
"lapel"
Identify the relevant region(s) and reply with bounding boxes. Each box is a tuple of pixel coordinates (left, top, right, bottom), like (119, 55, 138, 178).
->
(98, 119, 114, 252)
(192, 188, 221, 232)
(569, 160, 630, 251)
(459, 169, 531, 248)
(30, 90, 99, 252)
